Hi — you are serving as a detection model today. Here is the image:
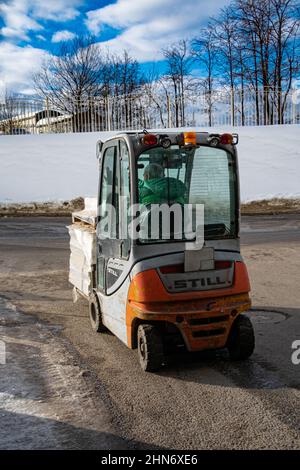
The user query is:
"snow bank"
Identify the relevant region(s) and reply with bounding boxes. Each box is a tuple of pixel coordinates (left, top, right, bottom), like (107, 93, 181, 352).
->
(234, 125, 300, 202)
(0, 131, 113, 203)
(0, 125, 299, 203)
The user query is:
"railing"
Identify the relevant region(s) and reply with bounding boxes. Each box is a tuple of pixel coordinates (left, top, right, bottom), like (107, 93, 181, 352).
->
(0, 88, 299, 135)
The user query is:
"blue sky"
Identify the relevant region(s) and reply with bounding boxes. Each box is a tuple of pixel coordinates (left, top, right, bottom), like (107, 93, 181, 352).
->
(0, 0, 230, 95)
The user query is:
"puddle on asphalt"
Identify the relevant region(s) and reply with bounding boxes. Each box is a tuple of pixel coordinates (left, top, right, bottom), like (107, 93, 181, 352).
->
(248, 309, 288, 324)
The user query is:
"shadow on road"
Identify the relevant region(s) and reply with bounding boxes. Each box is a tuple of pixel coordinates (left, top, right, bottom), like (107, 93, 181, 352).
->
(159, 305, 298, 391)
(0, 409, 159, 450)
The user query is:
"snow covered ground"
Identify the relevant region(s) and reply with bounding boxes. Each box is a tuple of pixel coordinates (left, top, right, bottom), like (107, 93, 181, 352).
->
(0, 125, 299, 203)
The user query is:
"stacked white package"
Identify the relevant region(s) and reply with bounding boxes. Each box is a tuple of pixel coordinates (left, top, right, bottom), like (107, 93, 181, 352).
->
(68, 197, 97, 297)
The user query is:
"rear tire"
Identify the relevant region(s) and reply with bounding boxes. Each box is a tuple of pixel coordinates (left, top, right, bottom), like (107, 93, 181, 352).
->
(227, 314, 255, 360)
(137, 324, 164, 372)
(88, 291, 106, 333)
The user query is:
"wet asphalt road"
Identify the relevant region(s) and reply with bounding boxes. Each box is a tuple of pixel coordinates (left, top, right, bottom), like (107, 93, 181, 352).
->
(0, 213, 300, 245)
(241, 213, 300, 245)
(0, 215, 299, 449)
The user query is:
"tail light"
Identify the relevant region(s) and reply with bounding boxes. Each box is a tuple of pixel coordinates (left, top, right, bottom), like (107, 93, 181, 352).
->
(160, 264, 184, 274)
(142, 134, 158, 146)
(215, 260, 232, 269)
(220, 133, 233, 145)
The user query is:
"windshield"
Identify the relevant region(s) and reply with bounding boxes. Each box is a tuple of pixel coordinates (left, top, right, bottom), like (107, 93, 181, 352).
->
(137, 145, 237, 243)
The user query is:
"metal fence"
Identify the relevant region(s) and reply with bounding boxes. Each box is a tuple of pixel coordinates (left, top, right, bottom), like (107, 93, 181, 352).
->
(0, 88, 299, 135)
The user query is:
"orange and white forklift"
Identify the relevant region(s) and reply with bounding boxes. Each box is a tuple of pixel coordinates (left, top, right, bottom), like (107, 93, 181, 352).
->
(70, 130, 254, 372)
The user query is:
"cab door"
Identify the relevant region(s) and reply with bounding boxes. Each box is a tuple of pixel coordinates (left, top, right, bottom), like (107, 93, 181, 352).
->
(96, 142, 116, 293)
(96, 139, 131, 345)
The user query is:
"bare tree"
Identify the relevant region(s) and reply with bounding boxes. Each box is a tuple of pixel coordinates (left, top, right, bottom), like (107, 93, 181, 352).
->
(212, 7, 241, 125)
(101, 50, 143, 128)
(269, 0, 300, 123)
(234, 0, 300, 124)
(163, 40, 192, 126)
(103, 51, 142, 97)
(237, 0, 275, 123)
(0, 89, 19, 134)
(33, 36, 106, 131)
(142, 66, 167, 127)
(236, 44, 248, 125)
(192, 26, 218, 126)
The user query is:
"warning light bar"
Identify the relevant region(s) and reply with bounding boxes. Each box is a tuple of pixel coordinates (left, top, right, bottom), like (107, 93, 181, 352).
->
(139, 131, 239, 148)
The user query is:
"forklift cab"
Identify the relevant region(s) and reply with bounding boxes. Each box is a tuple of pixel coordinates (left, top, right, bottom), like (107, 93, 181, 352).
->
(90, 131, 254, 371)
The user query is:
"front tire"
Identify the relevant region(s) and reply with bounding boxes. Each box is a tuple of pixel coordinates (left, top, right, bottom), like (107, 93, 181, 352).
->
(227, 314, 255, 360)
(137, 324, 164, 372)
(88, 291, 106, 332)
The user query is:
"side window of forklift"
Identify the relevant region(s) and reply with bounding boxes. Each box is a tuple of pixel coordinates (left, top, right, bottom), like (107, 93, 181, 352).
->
(99, 146, 117, 239)
(119, 140, 131, 258)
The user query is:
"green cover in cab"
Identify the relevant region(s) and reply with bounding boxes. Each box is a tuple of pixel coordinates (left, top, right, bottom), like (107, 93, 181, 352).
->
(138, 177, 186, 205)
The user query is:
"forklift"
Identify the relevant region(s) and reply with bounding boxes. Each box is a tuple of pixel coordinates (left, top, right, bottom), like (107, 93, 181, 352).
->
(87, 130, 254, 372)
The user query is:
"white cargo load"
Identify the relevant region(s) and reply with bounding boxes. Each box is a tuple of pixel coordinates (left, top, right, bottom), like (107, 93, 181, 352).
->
(68, 197, 97, 298)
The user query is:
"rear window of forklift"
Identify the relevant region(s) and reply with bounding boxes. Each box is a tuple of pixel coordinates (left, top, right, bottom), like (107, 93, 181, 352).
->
(136, 145, 237, 243)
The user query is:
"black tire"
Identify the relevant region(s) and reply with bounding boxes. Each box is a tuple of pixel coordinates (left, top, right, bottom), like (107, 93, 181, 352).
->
(227, 314, 255, 360)
(88, 292, 106, 333)
(137, 324, 164, 372)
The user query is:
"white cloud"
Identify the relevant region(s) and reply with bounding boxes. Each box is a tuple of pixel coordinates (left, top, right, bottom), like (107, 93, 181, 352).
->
(52, 30, 76, 43)
(0, 0, 82, 41)
(86, 0, 168, 34)
(32, 0, 82, 22)
(0, 0, 42, 40)
(36, 34, 47, 41)
(85, 0, 230, 61)
(0, 26, 30, 41)
(0, 42, 47, 95)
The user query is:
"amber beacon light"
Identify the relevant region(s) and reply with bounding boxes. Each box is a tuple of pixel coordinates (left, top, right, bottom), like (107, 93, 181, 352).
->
(183, 131, 197, 146)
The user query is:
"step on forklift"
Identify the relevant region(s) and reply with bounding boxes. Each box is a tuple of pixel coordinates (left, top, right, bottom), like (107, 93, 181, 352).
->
(86, 130, 255, 372)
